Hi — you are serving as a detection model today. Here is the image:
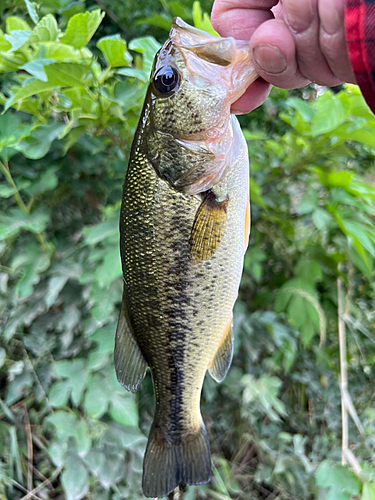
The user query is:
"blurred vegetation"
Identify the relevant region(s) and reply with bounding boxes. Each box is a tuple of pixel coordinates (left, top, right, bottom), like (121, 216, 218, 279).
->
(1, 0, 375, 499)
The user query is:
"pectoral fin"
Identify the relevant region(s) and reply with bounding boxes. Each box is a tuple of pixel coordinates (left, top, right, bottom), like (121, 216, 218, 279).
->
(208, 316, 233, 383)
(114, 300, 147, 394)
(190, 190, 228, 262)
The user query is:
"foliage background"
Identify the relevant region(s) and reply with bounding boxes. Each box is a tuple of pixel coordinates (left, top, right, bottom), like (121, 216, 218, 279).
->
(1, 1, 375, 499)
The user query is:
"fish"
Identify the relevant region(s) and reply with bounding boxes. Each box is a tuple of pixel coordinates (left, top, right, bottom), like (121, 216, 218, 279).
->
(115, 18, 257, 498)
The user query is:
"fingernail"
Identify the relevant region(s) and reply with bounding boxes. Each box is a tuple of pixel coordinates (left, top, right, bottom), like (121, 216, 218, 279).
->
(253, 44, 287, 74)
(285, 0, 313, 33)
(320, 0, 341, 35)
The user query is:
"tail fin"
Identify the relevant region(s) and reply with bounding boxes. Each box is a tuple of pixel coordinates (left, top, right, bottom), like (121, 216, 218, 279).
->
(142, 422, 211, 498)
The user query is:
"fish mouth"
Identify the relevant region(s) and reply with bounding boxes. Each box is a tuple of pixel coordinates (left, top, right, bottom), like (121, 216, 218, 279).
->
(169, 17, 258, 106)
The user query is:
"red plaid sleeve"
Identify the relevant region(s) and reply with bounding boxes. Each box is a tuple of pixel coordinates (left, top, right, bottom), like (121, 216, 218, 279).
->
(345, 0, 375, 113)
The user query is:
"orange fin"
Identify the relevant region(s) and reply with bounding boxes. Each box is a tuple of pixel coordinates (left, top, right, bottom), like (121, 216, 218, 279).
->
(190, 191, 228, 262)
(114, 300, 147, 394)
(244, 196, 250, 253)
(208, 315, 233, 383)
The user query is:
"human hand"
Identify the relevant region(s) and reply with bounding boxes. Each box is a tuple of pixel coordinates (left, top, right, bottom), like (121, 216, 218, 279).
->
(211, 0, 356, 114)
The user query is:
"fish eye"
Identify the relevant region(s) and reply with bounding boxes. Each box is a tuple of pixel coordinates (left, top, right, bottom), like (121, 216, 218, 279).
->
(153, 66, 180, 96)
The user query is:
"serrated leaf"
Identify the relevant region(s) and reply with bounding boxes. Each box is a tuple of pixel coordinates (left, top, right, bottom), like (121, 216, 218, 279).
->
(61, 455, 89, 500)
(6, 63, 93, 110)
(39, 41, 92, 62)
(97, 35, 131, 68)
(59, 10, 104, 49)
(316, 460, 361, 499)
(28, 15, 58, 44)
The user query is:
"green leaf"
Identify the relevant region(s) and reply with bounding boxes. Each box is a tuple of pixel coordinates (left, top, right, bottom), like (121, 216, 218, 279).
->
(55, 359, 88, 406)
(15, 121, 66, 159)
(311, 94, 350, 136)
(0, 347, 6, 369)
(25, 167, 59, 195)
(97, 35, 132, 68)
(59, 10, 105, 49)
(109, 393, 138, 426)
(48, 380, 71, 407)
(6, 63, 93, 110)
(0, 179, 31, 198)
(0, 29, 12, 51)
(83, 217, 119, 245)
(27, 15, 58, 44)
(0, 209, 50, 240)
(5, 30, 31, 51)
(312, 208, 333, 230)
(95, 247, 122, 288)
(39, 41, 92, 62)
(288, 97, 315, 122)
(363, 483, 375, 500)
(12, 243, 50, 298)
(136, 13, 172, 31)
(192, 1, 219, 36)
(84, 377, 110, 418)
(128, 37, 161, 73)
(6, 16, 31, 32)
(316, 460, 361, 500)
(20, 59, 55, 82)
(25, 0, 39, 24)
(115, 67, 148, 82)
(61, 455, 89, 500)
(46, 275, 69, 308)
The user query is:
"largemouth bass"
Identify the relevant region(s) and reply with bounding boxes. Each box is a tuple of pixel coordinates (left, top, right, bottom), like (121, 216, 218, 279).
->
(115, 18, 257, 498)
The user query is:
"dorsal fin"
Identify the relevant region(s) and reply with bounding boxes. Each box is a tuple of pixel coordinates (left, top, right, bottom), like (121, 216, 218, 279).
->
(189, 190, 228, 262)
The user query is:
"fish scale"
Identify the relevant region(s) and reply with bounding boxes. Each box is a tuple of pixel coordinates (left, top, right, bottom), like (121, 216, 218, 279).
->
(115, 17, 257, 498)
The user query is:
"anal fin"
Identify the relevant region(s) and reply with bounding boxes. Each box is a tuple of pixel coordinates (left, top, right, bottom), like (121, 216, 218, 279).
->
(208, 316, 233, 383)
(114, 300, 147, 394)
(190, 190, 228, 262)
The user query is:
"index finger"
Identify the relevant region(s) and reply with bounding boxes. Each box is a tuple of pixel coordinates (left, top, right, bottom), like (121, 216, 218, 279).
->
(211, 0, 278, 39)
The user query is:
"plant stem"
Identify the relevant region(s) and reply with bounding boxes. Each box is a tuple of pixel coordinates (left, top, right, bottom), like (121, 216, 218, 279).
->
(0, 160, 50, 251)
(337, 273, 348, 467)
(0, 160, 28, 214)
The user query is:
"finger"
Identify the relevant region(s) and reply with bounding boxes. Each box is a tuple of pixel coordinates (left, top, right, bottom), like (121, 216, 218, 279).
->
(283, 0, 341, 86)
(211, 0, 277, 39)
(318, 0, 356, 83)
(250, 19, 310, 89)
(231, 78, 272, 114)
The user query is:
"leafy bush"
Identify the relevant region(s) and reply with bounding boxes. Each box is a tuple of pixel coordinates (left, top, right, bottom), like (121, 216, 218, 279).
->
(1, 1, 375, 499)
